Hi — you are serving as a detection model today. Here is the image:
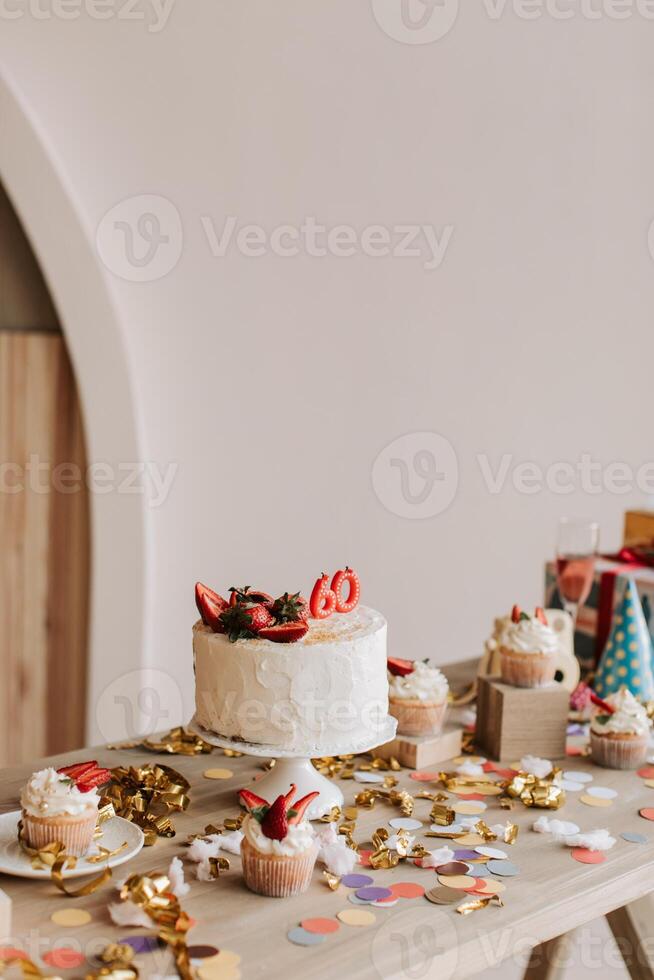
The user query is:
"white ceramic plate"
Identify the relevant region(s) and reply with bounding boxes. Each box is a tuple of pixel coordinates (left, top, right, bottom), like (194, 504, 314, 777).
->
(0, 811, 144, 879)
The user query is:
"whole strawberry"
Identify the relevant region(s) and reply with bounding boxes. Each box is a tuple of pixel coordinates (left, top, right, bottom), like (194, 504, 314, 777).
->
(220, 602, 274, 642)
(261, 795, 288, 840)
(270, 592, 309, 624)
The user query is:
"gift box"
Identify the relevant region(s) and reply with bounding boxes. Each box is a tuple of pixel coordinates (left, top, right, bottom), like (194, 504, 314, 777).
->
(624, 510, 654, 548)
(544, 556, 654, 675)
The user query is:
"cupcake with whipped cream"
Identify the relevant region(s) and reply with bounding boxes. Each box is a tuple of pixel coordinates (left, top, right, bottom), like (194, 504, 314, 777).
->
(20, 767, 102, 856)
(239, 784, 319, 897)
(387, 658, 449, 736)
(590, 687, 652, 769)
(499, 606, 558, 688)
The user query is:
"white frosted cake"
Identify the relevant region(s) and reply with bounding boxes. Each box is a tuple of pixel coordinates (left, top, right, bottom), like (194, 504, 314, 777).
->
(193, 576, 389, 753)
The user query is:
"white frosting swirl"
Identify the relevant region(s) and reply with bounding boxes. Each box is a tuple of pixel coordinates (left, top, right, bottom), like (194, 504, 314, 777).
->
(388, 661, 449, 703)
(503, 618, 558, 655)
(20, 767, 99, 818)
(590, 688, 652, 737)
(243, 813, 316, 857)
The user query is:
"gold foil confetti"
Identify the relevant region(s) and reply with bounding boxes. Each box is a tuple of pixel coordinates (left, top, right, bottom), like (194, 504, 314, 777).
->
(504, 769, 566, 810)
(207, 856, 230, 879)
(430, 803, 455, 826)
(86, 944, 139, 980)
(222, 748, 244, 758)
(343, 806, 358, 821)
(456, 894, 503, 915)
(108, 726, 213, 756)
(474, 821, 497, 843)
(318, 806, 342, 823)
(503, 822, 519, 844)
(323, 870, 341, 890)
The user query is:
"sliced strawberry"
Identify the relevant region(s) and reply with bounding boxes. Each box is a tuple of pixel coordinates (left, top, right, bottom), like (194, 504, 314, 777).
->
(331, 567, 361, 614)
(261, 795, 288, 840)
(511, 604, 521, 623)
(76, 766, 112, 791)
(196, 582, 228, 633)
(257, 622, 309, 643)
(229, 586, 274, 607)
(283, 784, 297, 808)
(288, 791, 319, 824)
(534, 606, 548, 625)
(239, 788, 269, 811)
(590, 691, 615, 714)
(57, 761, 97, 780)
(387, 657, 415, 677)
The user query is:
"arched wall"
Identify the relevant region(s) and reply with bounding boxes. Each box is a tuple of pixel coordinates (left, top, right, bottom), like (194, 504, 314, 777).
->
(0, 72, 149, 744)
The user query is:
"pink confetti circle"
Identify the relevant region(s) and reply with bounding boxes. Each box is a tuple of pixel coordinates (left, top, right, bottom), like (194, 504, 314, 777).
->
(571, 848, 606, 864)
(43, 948, 86, 970)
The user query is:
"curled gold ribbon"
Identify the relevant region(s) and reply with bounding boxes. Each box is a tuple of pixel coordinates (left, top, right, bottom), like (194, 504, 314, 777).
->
(119, 871, 193, 980)
(17, 823, 112, 896)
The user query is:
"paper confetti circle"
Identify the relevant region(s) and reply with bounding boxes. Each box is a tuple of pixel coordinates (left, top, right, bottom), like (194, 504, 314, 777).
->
(51, 909, 92, 927)
(388, 817, 423, 831)
(337, 909, 376, 926)
(287, 927, 326, 946)
(563, 771, 593, 783)
(486, 859, 520, 877)
(452, 801, 487, 816)
(188, 946, 220, 959)
(300, 919, 340, 936)
(637, 766, 654, 779)
(425, 886, 469, 905)
(580, 794, 612, 808)
(571, 848, 606, 864)
(639, 808, 654, 821)
(356, 886, 392, 901)
(475, 846, 507, 859)
(42, 949, 86, 970)
(203, 768, 233, 780)
(342, 873, 373, 888)
(409, 771, 439, 782)
(437, 874, 476, 889)
(622, 832, 648, 844)
(388, 881, 425, 899)
(434, 862, 470, 876)
(586, 786, 618, 800)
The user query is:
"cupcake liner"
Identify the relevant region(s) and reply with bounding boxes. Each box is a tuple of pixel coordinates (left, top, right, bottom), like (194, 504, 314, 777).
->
(590, 731, 648, 770)
(389, 698, 447, 737)
(21, 808, 97, 857)
(499, 648, 556, 688)
(241, 838, 317, 897)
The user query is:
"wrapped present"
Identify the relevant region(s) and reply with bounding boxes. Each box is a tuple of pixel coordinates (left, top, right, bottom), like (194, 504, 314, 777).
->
(624, 510, 654, 549)
(544, 553, 654, 675)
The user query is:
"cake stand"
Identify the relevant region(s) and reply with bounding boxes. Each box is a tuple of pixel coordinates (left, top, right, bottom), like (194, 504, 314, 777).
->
(188, 715, 398, 820)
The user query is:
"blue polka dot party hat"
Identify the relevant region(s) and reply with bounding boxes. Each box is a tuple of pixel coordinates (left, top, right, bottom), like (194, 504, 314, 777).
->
(594, 578, 654, 701)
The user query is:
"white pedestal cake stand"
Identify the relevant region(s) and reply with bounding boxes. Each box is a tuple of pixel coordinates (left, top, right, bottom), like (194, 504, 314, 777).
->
(188, 715, 397, 820)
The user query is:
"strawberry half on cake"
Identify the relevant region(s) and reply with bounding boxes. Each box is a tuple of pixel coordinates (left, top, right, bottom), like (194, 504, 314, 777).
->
(192, 571, 389, 753)
(387, 657, 450, 736)
(238, 784, 319, 897)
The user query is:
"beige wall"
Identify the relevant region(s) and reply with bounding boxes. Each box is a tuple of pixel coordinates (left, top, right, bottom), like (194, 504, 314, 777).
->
(0, 3, 653, 749)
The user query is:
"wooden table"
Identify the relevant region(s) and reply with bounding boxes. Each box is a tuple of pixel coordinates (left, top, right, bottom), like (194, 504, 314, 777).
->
(1, 662, 654, 980)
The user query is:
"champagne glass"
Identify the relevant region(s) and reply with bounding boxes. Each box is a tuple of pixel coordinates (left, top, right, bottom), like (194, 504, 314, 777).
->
(556, 518, 600, 625)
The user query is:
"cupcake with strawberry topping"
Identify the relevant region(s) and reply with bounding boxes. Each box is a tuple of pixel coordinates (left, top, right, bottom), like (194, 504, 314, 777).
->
(239, 784, 319, 897)
(387, 658, 449, 736)
(20, 761, 110, 856)
(590, 687, 652, 770)
(499, 606, 558, 688)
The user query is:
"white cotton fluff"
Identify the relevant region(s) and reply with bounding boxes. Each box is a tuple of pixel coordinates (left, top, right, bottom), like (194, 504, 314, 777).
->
(521, 756, 553, 779)
(316, 824, 358, 876)
(167, 856, 190, 898)
(456, 761, 484, 777)
(108, 900, 152, 928)
(186, 830, 242, 880)
(533, 816, 580, 836)
(387, 833, 415, 852)
(421, 846, 455, 869)
(489, 822, 516, 839)
(553, 828, 616, 852)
